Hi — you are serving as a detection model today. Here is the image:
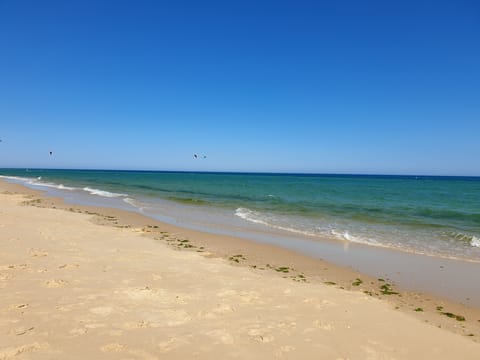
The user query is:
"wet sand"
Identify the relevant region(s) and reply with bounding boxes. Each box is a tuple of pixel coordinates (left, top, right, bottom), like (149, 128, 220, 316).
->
(257, 232, 480, 307)
(1, 180, 480, 358)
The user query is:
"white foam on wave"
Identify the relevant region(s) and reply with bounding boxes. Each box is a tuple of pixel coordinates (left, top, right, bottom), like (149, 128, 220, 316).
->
(235, 207, 265, 225)
(0, 175, 31, 182)
(2, 175, 128, 198)
(235, 207, 317, 237)
(83, 187, 127, 198)
(123, 197, 146, 212)
(448, 231, 480, 248)
(1, 175, 77, 191)
(236, 207, 389, 249)
(330, 229, 380, 247)
(471, 236, 480, 248)
(32, 182, 76, 191)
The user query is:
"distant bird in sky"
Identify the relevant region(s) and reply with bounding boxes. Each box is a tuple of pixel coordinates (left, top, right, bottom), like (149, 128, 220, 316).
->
(193, 154, 207, 159)
(49, 151, 53, 155)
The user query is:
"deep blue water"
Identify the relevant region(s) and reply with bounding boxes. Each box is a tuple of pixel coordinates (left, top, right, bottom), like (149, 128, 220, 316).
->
(1, 168, 479, 261)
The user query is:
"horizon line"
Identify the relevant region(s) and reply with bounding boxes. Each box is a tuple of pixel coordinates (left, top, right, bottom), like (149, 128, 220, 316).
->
(1, 167, 480, 179)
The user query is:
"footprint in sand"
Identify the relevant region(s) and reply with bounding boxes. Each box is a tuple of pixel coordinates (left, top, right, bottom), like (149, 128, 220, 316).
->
(200, 303, 235, 320)
(8, 303, 29, 311)
(1, 263, 28, 271)
(274, 345, 296, 357)
(122, 286, 187, 306)
(69, 327, 88, 336)
(123, 320, 155, 329)
(89, 306, 114, 317)
(213, 303, 235, 314)
(101, 342, 156, 360)
(58, 263, 79, 270)
(14, 326, 35, 336)
(239, 291, 261, 304)
(101, 343, 125, 353)
(216, 289, 238, 297)
(123, 286, 161, 301)
(163, 309, 192, 326)
(157, 337, 191, 354)
(247, 328, 275, 343)
(29, 248, 48, 257)
(0, 342, 49, 358)
(44, 279, 68, 288)
(217, 289, 262, 303)
(206, 329, 235, 345)
(314, 320, 335, 331)
(0, 272, 13, 281)
(84, 323, 106, 329)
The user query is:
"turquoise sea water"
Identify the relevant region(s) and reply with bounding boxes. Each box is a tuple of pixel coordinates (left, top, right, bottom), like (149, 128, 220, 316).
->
(1, 169, 479, 261)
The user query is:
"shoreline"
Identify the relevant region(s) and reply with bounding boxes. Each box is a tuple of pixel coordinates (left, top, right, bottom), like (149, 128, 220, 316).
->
(3, 171, 479, 265)
(3, 177, 480, 306)
(2, 178, 480, 344)
(2, 181, 480, 358)
(3, 175, 480, 307)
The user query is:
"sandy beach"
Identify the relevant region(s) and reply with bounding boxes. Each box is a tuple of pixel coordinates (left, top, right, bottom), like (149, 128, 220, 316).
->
(1, 180, 480, 359)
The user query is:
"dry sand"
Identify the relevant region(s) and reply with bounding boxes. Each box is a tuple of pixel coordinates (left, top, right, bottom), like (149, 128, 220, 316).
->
(1, 183, 480, 359)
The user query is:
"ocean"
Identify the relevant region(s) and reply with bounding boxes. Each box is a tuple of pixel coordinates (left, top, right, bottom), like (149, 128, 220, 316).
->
(1, 169, 480, 262)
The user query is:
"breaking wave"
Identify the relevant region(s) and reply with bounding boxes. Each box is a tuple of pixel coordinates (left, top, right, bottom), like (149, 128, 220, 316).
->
(329, 229, 381, 247)
(32, 182, 76, 191)
(447, 232, 480, 248)
(471, 236, 480, 248)
(83, 187, 127, 198)
(0, 175, 76, 191)
(123, 197, 147, 212)
(235, 207, 317, 237)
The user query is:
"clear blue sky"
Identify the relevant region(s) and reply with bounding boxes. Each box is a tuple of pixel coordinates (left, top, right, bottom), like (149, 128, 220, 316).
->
(1, 0, 479, 175)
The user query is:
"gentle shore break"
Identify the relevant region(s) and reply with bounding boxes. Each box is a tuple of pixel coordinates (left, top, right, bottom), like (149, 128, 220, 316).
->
(1, 182, 480, 359)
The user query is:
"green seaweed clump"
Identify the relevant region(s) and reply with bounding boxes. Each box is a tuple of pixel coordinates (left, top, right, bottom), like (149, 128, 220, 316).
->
(291, 274, 307, 282)
(229, 254, 246, 263)
(441, 312, 465, 321)
(352, 278, 363, 286)
(379, 283, 398, 295)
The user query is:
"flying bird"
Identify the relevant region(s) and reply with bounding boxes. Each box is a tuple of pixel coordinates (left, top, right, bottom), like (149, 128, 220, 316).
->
(49, 151, 53, 155)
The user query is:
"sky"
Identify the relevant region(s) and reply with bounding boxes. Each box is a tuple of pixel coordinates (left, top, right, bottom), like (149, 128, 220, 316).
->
(0, 0, 479, 175)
